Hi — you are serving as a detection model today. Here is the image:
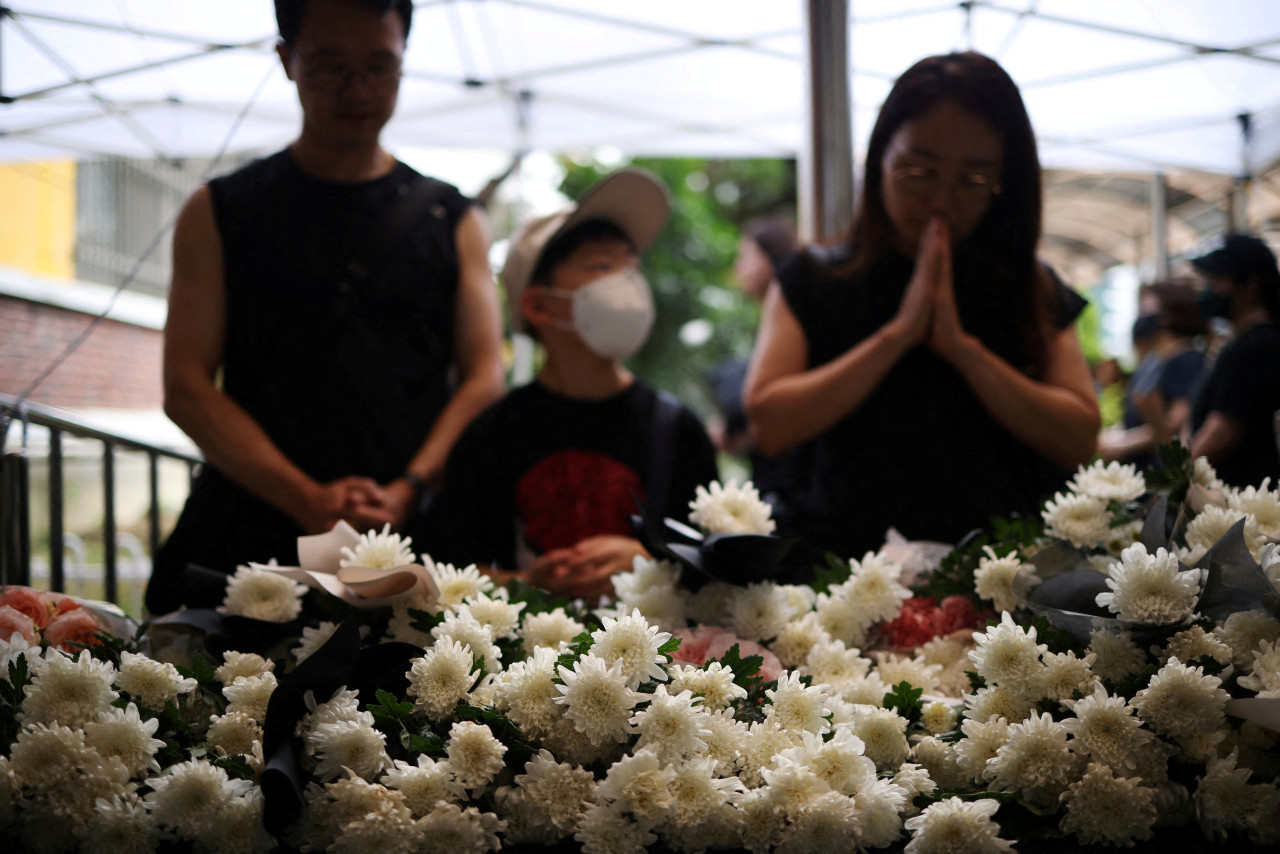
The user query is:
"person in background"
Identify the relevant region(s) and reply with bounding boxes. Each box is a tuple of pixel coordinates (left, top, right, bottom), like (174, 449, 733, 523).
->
(147, 0, 505, 614)
(1098, 281, 1206, 469)
(745, 51, 1099, 560)
(417, 169, 719, 603)
(706, 217, 803, 523)
(1189, 233, 1280, 487)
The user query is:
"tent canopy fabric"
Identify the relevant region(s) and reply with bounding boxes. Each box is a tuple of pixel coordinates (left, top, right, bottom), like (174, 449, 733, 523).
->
(3, 1, 1280, 279)
(4, 0, 1279, 173)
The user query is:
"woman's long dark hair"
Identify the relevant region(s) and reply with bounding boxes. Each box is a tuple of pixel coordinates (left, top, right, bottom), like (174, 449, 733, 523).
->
(841, 51, 1052, 373)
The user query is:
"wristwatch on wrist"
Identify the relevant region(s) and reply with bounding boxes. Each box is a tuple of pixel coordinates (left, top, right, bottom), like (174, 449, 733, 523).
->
(402, 471, 428, 503)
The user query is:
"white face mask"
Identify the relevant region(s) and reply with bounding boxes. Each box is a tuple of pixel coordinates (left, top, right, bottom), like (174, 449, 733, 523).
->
(548, 267, 655, 360)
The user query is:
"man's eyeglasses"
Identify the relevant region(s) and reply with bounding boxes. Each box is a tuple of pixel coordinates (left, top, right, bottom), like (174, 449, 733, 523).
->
(295, 55, 403, 94)
(889, 164, 1002, 203)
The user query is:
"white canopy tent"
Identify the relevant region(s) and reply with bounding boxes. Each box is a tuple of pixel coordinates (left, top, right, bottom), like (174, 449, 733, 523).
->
(3, 0, 1280, 272)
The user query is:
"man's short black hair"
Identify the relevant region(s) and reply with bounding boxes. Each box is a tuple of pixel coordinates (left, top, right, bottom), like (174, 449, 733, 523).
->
(530, 218, 634, 287)
(275, 0, 414, 48)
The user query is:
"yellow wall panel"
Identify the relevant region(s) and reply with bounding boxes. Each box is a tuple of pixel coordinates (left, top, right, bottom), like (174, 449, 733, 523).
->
(0, 161, 77, 278)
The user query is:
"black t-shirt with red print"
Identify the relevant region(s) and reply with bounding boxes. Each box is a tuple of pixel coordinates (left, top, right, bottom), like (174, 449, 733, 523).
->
(416, 380, 719, 571)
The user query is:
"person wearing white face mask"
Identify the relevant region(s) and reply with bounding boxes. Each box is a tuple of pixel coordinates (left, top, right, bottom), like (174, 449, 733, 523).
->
(413, 168, 719, 602)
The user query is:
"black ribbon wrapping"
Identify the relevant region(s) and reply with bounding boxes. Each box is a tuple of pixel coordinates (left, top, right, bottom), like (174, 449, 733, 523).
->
(630, 509, 818, 588)
(1015, 493, 1280, 644)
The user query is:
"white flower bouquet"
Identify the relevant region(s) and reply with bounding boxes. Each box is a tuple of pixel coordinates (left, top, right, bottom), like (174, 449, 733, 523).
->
(2, 450, 1279, 852)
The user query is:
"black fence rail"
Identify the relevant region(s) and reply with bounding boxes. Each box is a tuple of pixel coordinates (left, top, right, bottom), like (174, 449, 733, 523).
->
(0, 393, 201, 607)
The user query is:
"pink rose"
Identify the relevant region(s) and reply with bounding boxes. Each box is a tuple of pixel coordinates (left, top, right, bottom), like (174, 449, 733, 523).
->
(0, 604, 39, 645)
(671, 625, 783, 682)
(43, 608, 103, 651)
(671, 625, 725, 665)
(48, 592, 83, 617)
(0, 586, 55, 629)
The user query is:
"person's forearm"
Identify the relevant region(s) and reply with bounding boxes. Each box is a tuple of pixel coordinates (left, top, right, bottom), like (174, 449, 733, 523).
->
(746, 323, 915, 456)
(944, 334, 1099, 470)
(164, 377, 321, 522)
(400, 367, 504, 485)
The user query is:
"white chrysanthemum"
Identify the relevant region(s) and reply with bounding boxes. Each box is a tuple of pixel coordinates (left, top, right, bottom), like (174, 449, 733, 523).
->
(1238, 640, 1280, 697)
(430, 562, 493, 610)
(1159, 625, 1233, 666)
(665, 754, 744, 827)
(737, 788, 786, 852)
(1104, 518, 1146, 556)
(843, 551, 913, 624)
(595, 746, 674, 821)
(775, 789, 862, 854)
(574, 799, 657, 854)
(776, 728, 874, 796)
(893, 761, 937, 808)
(1193, 456, 1224, 490)
(873, 651, 942, 696)
(555, 654, 642, 744)
(308, 717, 390, 782)
(519, 607, 587, 655)
(85, 793, 159, 854)
(974, 546, 1029, 614)
(904, 796, 1014, 854)
(293, 620, 340, 663)
(851, 776, 909, 848)
(492, 646, 559, 737)
(298, 687, 363, 738)
(765, 671, 832, 735)
(813, 591, 875, 648)
(215, 651, 274, 685)
(954, 716, 1011, 783)
(433, 611, 502, 675)
(921, 701, 959, 735)
(590, 609, 671, 689)
(1, 631, 43, 678)
(1218, 609, 1280, 670)
(406, 639, 479, 721)
(19, 648, 117, 728)
(206, 709, 262, 760)
(1096, 543, 1202, 623)
(968, 611, 1047, 690)
(689, 479, 776, 535)
(850, 706, 911, 771)
(415, 803, 504, 854)
(700, 706, 750, 778)
(1227, 478, 1280, 535)
(143, 758, 252, 838)
(115, 651, 196, 710)
(1071, 459, 1147, 502)
(8, 720, 122, 804)
(339, 522, 416, 569)
(1058, 762, 1158, 847)
(757, 757, 829, 817)
(1042, 490, 1112, 548)
(684, 581, 738, 631)
(726, 580, 800, 642)
(83, 702, 165, 776)
(384, 754, 465, 815)
(803, 638, 872, 692)
(222, 563, 307, 622)
(446, 720, 507, 791)
(212, 789, 276, 854)
(1060, 682, 1150, 772)
(1087, 628, 1148, 684)
(1194, 749, 1257, 842)
(963, 683, 1034, 725)
(668, 661, 747, 712)
(911, 735, 967, 791)
(768, 611, 831, 669)
(984, 712, 1078, 809)
(613, 554, 681, 599)
(739, 719, 803, 788)
(1130, 659, 1229, 741)
(385, 589, 438, 647)
(456, 591, 525, 641)
(630, 685, 709, 762)
(302, 771, 404, 852)
(223, 671, 277, 721)
(1036, 649, 1098, 702)
(1185, 504, 1266, 559)
(514, 748, 597, 832)
(919, 634, 976, 697)
(834, 672, 888, 707)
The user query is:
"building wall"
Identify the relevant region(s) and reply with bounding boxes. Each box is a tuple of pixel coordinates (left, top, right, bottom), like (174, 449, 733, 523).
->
(0, 162, 77, 279)
(0, 295, 163, 410)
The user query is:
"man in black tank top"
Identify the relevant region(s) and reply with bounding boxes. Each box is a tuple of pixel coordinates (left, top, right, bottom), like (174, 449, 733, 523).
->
(146, 0, 505, 614)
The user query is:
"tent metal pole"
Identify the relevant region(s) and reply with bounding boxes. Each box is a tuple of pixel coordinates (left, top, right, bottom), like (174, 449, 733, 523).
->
(799, 0, 854, 244)
(1150, 172, 1169, 280)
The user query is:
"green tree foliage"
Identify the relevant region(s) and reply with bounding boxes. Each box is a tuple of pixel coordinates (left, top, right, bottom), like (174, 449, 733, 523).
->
(556, 156, 797, 416)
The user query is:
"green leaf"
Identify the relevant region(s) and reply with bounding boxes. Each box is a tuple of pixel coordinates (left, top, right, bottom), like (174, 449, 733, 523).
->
(368, 688, 415, 723)
(706, 642, 764, 692)
(883, 680, 924, 720)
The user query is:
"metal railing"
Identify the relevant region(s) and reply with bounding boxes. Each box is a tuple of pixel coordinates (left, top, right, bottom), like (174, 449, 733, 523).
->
(0, 393, 202, 606)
